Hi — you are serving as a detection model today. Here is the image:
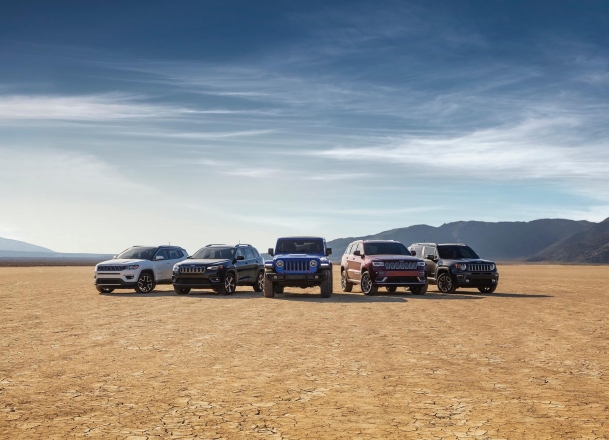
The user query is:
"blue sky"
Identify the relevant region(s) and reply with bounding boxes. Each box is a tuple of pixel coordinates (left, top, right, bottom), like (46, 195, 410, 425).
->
(1, 1, 609, 253)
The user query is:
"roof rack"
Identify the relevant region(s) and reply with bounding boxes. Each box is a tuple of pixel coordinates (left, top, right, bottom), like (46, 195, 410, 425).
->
(412, 243, 437, 246)
(205, 244, 226, 247)
(236, 243, 251, 247)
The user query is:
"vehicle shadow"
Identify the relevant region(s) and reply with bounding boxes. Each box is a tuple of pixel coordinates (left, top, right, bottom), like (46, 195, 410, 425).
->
(445, 291, 553, 298)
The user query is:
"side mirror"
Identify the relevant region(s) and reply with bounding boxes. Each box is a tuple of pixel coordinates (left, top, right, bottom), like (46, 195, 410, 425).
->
(410, 250, 416, 256)
(154, 256, 165, 261)
(326, 248, 332, 256)
(268, 248, 274, 257)
(425, 254, 436, 261)
(187, 256, 192, 259)
(236, 255, 245, 261)
(353, 250, 361, 257)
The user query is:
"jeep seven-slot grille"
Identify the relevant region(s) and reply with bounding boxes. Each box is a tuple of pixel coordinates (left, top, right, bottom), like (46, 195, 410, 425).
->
(179, 266, 206, 274)
(384, 262, 417, 270)
(285, 259, 309, 272)
(98, 266, 126, 272)
(469, 264, 493, 272)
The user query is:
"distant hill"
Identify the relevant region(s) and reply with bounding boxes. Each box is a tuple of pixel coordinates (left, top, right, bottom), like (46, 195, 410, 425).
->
(0, 237, 54, 253)
(327, 219, 593, 261)
(529, 217, 609, 263)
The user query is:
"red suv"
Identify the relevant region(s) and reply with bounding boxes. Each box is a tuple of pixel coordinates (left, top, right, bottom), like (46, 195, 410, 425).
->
(340, 240, 427, 295)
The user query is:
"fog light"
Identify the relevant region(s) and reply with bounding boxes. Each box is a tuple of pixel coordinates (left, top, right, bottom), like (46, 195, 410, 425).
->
(465, 279, 470, 283)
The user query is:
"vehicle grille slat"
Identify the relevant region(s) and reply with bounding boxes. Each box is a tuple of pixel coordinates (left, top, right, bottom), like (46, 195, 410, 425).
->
(469, 264, 493, 272)
(285, 259, 309, 273)
(179, 266, 206, 274)
(98, 266, 126, 271)
(383, 262, 417, 270)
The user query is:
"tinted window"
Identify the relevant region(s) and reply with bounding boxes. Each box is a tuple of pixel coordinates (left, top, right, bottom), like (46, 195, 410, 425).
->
(235, 248, 246, 258)
(423, 246, 437, 259)
(167, 249, 182, 260)
(363, 242, 410, 256)
(250, 247, 260, 258)
(437, 245, 480, 259)
(116, 247, 157, 260)
(276, 238, 324, 254)
(155, 249, 169, 260)
(192, 247, 235, 259)
(244, 248, 255, 259)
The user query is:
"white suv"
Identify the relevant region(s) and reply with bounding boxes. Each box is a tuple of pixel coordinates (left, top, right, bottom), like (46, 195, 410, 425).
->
(94, 246, 188, 294)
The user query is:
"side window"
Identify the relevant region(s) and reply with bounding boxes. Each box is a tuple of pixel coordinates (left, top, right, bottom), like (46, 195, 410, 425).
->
(154, 249, 169, 260)
(244, 248, 255, 260)
(250, 247, 260, 258)
(355, 243, 363, 254)
(423, 246, 436, 259)
(235, 248, 246, 259)
(167, 249, 181, 260)
(345, 243, 353, 255)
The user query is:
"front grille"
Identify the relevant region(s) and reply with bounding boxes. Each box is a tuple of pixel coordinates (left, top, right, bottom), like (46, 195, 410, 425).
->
(469, 264, 493, 272)
(98, 265, 126, 272)
(179, 266, 206, 274)
(384, 261, 417, 270)
(284, 259, 310, 272)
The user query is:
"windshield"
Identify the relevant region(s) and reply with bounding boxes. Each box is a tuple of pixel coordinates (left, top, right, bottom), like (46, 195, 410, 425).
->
(117, 247, 157, 260)
(192, 247, 235, 260)
(364, 242, 410, 256)
(437, 245, 480, 259)
(276, 238, 324, 254)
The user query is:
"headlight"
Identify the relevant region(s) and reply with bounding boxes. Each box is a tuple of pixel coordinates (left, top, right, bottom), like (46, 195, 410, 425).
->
(417, 261, 425, 267)
(207, 265, 223, 271)
(460, 264, 467, 271)
(126, 265, 139, 270)
(276, 260, 283, 267)
(372, 262, 384, 267)
(490, 264, 496, 270)
(310, 260, 317, 267)
(173, 265, 180, 274)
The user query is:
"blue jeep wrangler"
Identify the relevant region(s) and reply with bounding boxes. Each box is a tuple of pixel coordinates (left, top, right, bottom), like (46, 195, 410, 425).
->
(264, 236, 333, 298)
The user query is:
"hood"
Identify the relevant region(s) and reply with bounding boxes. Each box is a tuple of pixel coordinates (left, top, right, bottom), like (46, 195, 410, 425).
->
(98, 258, 147, 265)
(175, 258, 230, 266)
(366, 255, 420, 262)
(441, 258, 495, 265)
(274, 253, 325, 260)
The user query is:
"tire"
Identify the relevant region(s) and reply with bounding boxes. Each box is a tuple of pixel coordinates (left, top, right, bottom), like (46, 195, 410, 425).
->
(478, 285, 497, 293)
(360, 271, 377, 296)
(253, 270, 264, 292)
(409, 282, 428, 295)
(341, 269, 353, 292)
(274, 285, 284, 294)
(96, 286, 114, 294)
(220, 272, 236, 295)
(437, 272, 456, 294)
(386, 286, 397, 293)
(264, 277, 275, 298)
(174, 287, 191, 295)
(320, 270, 332, 298)
(135, 272, 155, 293)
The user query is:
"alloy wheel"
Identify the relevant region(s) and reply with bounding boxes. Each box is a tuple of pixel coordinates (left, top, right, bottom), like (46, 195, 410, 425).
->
(224, 274, 236, 294)
(341, 271, 347, 289)
(361, 272, 372, 294)
(257, 272, 264, 291)
(138, 274, 153, 293)
(437, 274, 453, 293)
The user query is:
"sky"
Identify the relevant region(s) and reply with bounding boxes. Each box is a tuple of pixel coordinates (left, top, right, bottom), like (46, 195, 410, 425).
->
(1, 0, 609, 254)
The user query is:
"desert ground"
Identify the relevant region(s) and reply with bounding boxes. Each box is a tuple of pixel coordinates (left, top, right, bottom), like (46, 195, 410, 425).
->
(1, 265, 608, 439)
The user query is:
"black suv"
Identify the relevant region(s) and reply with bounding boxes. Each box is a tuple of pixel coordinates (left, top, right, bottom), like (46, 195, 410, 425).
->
(172, 244, 265, 295)
(409, 243, 499, 294)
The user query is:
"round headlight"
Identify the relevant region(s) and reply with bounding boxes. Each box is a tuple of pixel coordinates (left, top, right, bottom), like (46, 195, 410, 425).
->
(310, 260, 317, 267)
(461, 264, 467, 271)
(276, 260, 283, 267)
(490, 264, 496, 270)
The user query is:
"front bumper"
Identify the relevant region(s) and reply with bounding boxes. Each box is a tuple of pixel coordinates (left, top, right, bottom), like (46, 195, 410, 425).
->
(453, 271, 499, 287)
(266, 270, 328, 287)
(172, 273, 223, 289)
(372, 270, 426, 286)
(94, 276, 136, 289)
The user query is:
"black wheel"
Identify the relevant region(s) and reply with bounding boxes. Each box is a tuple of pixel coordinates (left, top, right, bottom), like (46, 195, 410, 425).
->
(174, 287, 191, 295)
(409, 282, 428, 295)
(135, 272, 155, 293)
(263, 276, 275, 298)
(341, 269, 353, 292)
(478, 285, 497, 293)
(220, 272, 236, 295)
(437, 273, 456, 294)
(360, 271, 377, 296)
(320, 270, 332, 298)
(253, 270, 264, 292)
(386, 286, 397, 293)
(274, 285, 284, 294)
(96, 286, 114, 294)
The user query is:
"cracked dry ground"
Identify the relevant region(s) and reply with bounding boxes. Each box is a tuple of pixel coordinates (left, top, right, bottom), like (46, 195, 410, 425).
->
(1, 266, 608, 439)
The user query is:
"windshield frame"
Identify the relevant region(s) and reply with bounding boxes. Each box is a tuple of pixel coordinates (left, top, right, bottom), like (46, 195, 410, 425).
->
(191, 246, 236, 260)
(116, 246, 158, 260)
(437, 245, 480, 260)
(363, 242, 411, 256)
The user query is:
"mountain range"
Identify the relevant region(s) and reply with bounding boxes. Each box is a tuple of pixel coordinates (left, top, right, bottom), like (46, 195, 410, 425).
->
(327, 218, 609, 263)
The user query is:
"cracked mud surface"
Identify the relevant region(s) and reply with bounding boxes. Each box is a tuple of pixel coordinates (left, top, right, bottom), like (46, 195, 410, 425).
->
(1, 265, 608, 439)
